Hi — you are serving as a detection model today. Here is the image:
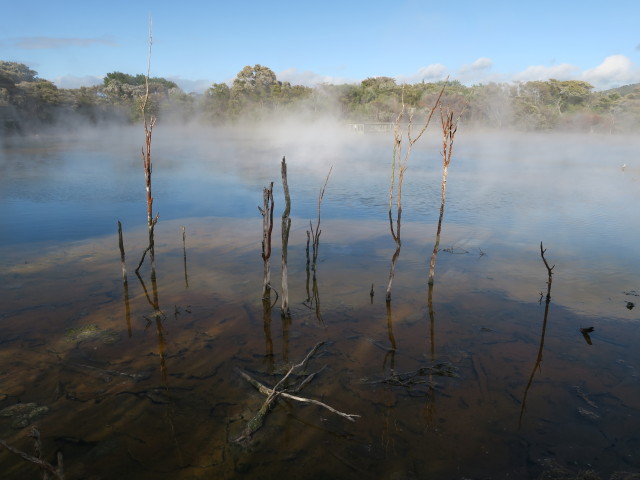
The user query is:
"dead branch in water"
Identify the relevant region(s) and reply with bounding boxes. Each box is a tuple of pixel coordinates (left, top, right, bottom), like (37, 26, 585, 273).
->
(363, 362, 459, 389)
(386, 84, 445, 301)
(258, 182, 274, 298)
(304, 167, 332, 323)
(308, 166, 333, 269)
(234, 342, 359, 444)
(135, 213, 159, 274)
(540, 241, 555, 299)
(281, 157, 291, 317)
(428, 105, 464, 286)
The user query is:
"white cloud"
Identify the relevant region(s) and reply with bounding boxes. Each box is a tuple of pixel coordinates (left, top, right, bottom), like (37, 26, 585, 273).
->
(277, 67, 356, 86)
(396, 64, 449, 84)
(581, 54, 640, 90)
(53, 75, 103, 89)
(507, 55, 640, 90)
(512, 63, 579, 83)
(456, 57, 502, 84)
(14, 36, 117, 49)
(459, 57, 493, 74)
(167, 76, 214, 94)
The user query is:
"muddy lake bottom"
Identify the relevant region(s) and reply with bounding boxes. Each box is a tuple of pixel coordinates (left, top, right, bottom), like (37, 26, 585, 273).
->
(1, 129, 640, 479)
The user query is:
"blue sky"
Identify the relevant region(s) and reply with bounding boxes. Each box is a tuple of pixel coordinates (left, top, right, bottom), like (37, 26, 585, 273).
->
(1, 0, 639, 93)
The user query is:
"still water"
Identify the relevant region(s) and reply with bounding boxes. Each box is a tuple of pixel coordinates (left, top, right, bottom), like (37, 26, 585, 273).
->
(1, 124, 639, 479)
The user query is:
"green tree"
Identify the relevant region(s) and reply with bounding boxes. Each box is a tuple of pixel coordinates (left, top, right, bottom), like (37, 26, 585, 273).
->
(203, 82, 231, 122)
(230, 64, 278, 115)
(0, 61, 38, 86)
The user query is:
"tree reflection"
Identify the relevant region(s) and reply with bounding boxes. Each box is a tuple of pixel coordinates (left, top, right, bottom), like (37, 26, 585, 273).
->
(118, 220, 132, 337)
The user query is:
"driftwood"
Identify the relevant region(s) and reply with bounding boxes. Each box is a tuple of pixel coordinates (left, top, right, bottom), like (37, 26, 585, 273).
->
(0, 427, 64, 479)
(234, 342, 359, 444)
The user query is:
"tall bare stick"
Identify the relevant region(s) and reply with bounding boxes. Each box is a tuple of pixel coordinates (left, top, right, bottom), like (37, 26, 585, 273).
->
(281, 157, 291, 317)
(428, 105, 463, 285)
(386, 84, 445, 301)
(136, 17, 158, 273)
(142, 17, 156, 227)
(308, 166, 333, 269)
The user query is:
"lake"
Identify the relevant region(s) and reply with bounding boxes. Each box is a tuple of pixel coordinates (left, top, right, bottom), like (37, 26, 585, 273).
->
(1, 123, 639, 479)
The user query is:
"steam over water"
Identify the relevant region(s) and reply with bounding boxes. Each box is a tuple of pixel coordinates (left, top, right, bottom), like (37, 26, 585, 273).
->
(0, 124, 639, 479)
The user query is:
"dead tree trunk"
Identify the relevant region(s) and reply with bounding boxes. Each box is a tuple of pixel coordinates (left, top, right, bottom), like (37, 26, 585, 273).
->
(281, 157, 291, 317)
(259, 182, 274, 298)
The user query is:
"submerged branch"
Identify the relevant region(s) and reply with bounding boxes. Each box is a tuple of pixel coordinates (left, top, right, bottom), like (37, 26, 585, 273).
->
(0, 432, 65, 480)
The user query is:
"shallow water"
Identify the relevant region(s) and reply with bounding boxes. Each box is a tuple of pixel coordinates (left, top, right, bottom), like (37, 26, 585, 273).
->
(1, 126, 639, 479)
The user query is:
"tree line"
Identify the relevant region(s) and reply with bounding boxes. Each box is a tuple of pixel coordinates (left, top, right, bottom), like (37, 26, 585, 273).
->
(1, 60, 639, 134)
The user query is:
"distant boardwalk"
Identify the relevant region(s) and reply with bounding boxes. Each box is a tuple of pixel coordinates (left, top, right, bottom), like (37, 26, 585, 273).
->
(347, 122, 395, 134)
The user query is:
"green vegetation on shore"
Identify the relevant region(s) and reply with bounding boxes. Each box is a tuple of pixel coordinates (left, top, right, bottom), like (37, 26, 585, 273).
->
(1, 61, 639, 133)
